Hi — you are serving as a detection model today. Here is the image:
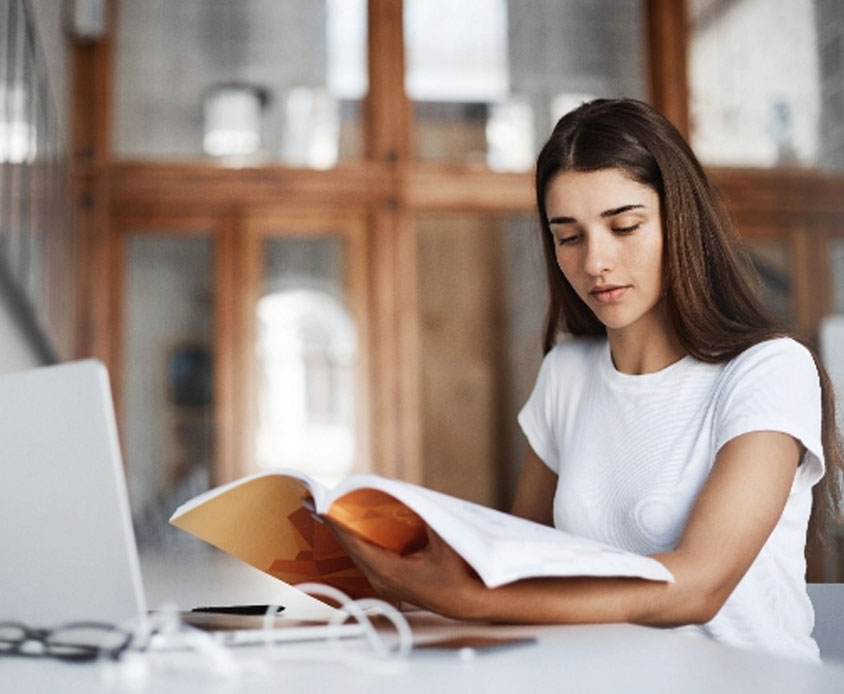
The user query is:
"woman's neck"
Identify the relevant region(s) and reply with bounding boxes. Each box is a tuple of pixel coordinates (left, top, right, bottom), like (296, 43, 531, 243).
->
(606, 320, 686, 375)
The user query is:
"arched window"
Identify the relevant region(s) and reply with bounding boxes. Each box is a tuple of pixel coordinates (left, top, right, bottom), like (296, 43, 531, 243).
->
(255, 288, 358, 485)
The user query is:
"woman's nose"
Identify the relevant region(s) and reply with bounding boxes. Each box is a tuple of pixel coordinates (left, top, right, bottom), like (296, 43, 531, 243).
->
(583, 232, 614, 277)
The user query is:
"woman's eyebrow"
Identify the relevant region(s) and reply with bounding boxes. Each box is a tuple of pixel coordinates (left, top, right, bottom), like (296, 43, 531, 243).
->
(548, 203, 646, 226)
(547, 215, 576, 225)
(600, 203, 646, 218)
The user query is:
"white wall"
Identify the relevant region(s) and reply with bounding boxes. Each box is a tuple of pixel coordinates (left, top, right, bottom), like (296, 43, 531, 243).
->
(0, 297, 41, 374)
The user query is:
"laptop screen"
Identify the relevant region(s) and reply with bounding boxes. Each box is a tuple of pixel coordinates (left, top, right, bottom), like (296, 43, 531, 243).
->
(0, 360, 147, 626)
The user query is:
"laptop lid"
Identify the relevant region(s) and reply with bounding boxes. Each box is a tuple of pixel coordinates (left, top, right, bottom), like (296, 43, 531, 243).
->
(0, 359, 147, 627)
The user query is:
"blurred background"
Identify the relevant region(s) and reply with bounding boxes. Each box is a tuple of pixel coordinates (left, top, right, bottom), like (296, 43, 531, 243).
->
(1, 0, 844, 580)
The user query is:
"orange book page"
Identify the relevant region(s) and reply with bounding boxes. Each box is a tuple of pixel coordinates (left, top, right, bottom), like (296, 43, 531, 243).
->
(326, 488, 428, 555)
(170, 475, 376, 599)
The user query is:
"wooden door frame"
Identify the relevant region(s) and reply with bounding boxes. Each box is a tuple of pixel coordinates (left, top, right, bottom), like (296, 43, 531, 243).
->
(105, 213, 235, 488)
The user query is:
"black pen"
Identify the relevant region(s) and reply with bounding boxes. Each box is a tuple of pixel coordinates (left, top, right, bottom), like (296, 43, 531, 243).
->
(190, 604, 285, 616)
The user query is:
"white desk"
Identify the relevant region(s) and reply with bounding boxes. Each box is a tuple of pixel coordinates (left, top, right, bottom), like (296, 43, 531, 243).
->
(6, 617, 844, 694)
(5, 550, 844, 693)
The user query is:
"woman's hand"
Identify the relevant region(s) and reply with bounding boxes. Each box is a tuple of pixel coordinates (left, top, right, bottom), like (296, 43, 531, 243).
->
(326, 521, 487, 619)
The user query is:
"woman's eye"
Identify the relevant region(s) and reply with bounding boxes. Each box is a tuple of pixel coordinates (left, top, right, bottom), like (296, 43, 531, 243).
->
(556, 234, 579, 246)
(612, 223, 640, 235)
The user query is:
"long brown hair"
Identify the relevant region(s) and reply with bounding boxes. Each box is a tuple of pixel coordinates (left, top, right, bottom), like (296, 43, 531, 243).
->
(535, 97, 842, 547)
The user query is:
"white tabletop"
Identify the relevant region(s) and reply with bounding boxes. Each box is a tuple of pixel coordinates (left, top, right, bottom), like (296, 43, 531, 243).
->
(6, 616, 844, 694)
(5, 548, 844, 693)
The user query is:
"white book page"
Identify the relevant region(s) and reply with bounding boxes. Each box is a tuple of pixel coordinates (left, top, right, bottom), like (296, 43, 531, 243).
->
(337, 476, 674, 586)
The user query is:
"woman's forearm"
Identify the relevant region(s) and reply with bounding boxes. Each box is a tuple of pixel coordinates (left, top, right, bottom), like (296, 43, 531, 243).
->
(454, 551, 726, 628)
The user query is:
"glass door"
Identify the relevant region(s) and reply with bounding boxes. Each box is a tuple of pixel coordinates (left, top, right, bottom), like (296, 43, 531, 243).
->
(119, 227, 217, 550)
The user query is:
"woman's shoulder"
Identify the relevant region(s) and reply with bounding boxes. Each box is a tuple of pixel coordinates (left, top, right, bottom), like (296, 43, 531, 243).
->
(531, 336, 606, 400)
(730, 337, 815, 368)
(536, 335, 607, 384)
(713, 337, 824, 464)
(722, 337, 819, 387)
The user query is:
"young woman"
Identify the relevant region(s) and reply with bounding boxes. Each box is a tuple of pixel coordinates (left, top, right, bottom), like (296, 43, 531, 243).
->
(329, 98, 843, 662)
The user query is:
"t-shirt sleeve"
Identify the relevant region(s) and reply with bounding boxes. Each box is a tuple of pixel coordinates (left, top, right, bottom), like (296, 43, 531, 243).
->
(714, 338, 825, 492)
(517, 351, 561, 473)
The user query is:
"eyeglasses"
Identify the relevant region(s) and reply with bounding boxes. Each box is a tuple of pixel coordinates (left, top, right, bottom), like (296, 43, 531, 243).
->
(0, 621, 134, 662)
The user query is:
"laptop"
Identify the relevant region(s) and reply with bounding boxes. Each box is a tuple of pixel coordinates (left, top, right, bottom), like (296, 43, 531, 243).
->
(0, 359, 147, 627)
(0, 360, 362, 645)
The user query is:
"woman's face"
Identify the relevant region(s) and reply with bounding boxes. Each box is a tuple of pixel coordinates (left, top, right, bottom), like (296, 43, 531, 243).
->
(544, 168, 666, 338)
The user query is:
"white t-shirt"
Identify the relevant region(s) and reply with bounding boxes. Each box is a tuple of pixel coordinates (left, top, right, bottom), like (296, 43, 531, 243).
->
(518, 336, 824, 661)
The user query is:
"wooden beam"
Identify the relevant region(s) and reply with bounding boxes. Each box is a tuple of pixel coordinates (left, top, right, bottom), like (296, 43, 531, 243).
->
(69, 6, 114, 165)
(394, 209, 423, 484)
(365, 0, 412, 162)
(645, 0, 690, 138)
(404, 165, 534, 212)
(367, 205, 423, 482)
(363, 1, 424, 482)
(70, 0, 116, 361)
(711, 168, 844, 215)
(106, 161, 392, 214)
(213, 211, 239, 486)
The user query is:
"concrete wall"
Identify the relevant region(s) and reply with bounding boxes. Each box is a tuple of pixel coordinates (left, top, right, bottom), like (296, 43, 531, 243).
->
(0, 294, 41, 374)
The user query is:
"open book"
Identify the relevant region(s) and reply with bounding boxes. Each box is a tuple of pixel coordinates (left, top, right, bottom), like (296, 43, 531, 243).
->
(170, 470, 673, 599)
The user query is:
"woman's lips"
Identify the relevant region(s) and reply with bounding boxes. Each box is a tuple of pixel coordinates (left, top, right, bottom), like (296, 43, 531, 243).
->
(590, 285, 629, 303)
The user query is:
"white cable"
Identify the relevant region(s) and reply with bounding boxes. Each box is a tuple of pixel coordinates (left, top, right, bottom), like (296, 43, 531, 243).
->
(112, 585, 414, 684)
(249, 582, 413, 674)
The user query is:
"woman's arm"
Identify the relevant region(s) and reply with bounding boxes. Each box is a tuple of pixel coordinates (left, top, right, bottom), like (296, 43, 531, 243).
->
(510, 448, 556, 525)
(329, 430, 802, 627)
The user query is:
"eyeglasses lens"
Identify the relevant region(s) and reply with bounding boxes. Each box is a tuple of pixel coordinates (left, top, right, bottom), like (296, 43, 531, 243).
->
(0, 623, 27, 652)
(0, 622, 131, 661)
(47, 624, 131, 660)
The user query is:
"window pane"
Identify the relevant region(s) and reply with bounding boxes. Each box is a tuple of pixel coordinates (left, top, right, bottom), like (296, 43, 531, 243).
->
(1, 0, 28, 273)
(416, 213, 545, 506)
(124, 235, 214, 550)
(405, 0, 646, 169)
(113, 0, 366, 166)
(256, 236, 362, 486)
(744, 238, 792, 325)
(831, 237, 844, 314)
(689, 0, 844, 171)
(821, 237, 844, 436)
